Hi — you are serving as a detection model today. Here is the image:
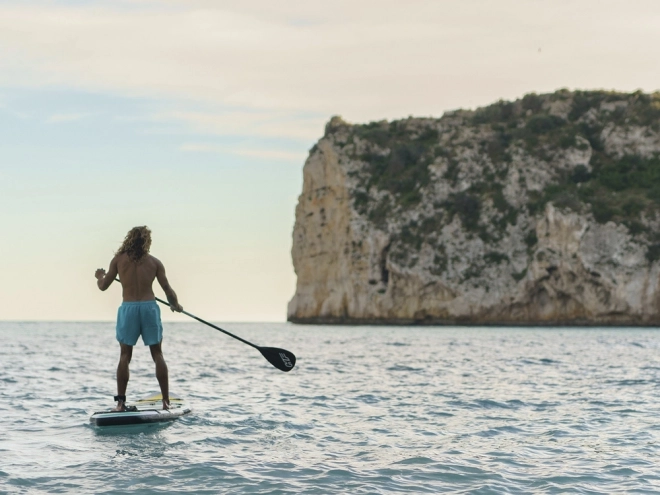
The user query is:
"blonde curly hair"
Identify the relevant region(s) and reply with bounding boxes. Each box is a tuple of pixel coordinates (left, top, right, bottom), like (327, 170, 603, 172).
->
(117, 226, 152, 262)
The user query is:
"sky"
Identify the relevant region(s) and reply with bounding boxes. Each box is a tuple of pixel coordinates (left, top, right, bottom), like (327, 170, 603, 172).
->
(1, 0, 660, 322)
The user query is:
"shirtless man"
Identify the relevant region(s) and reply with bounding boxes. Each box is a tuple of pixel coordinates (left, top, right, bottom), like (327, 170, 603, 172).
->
(95, 226, 183, 411)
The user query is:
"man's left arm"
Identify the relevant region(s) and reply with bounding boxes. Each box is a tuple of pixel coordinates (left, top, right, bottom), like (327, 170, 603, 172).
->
(95, 257, 118, 291)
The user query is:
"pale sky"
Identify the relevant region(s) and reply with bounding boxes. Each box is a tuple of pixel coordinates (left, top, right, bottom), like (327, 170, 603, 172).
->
(1, 0, 659, 321)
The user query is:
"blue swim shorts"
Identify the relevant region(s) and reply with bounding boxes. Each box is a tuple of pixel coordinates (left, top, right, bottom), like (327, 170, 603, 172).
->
(116, 301, 163, 346)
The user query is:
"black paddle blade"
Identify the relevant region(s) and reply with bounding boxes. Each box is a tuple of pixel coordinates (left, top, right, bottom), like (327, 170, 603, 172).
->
(258, 347, 296, 372)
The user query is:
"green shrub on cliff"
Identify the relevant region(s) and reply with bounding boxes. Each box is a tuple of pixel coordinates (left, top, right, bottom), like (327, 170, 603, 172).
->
(346, 89, 660, 254)
(356, 121, 438, 208)
(525, 153, 660, 227)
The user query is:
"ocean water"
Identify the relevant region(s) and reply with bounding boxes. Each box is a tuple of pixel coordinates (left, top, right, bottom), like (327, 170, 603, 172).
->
(1, 322, 660, 494)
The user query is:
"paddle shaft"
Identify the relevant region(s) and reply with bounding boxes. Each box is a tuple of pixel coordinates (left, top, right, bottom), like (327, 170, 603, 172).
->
(110, 277, 296, 372)
(112, 277, 258, 350)
(153, 296, 258, 350)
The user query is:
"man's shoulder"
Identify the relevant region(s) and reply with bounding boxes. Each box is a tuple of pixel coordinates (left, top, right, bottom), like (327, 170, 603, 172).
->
(114, 252, 131, 265)
(147, 254, 163, 267)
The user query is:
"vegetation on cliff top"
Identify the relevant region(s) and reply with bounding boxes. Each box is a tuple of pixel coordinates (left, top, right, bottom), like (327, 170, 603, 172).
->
(326, 90, 660, 267)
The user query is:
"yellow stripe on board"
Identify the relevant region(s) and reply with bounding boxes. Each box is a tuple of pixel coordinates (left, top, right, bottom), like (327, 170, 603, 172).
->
(134, 393, 184, 403)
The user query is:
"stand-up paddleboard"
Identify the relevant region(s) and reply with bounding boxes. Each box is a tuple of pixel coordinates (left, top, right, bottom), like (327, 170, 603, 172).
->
(90, 393, 191, 427)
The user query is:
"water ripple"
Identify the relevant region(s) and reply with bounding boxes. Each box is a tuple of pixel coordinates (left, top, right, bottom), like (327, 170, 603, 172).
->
(2, 323, 660, 493)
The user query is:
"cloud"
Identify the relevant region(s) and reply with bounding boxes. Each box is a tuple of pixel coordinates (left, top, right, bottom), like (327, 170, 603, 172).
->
(163, 110, 324, 140)
(0, 0, 659, 140)
(180, 142, 307, 161)
(46, 112, 91, 123)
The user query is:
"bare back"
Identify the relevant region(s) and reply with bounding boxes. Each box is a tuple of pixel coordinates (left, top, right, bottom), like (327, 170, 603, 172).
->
(96, 251, 180, 310)
(116, 253, 160, 301)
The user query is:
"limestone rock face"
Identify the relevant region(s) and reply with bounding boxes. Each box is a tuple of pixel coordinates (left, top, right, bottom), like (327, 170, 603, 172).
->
(288, 91, 660, 325)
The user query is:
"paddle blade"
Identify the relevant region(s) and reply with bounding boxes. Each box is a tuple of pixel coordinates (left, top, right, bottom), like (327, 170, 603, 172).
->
(258, 347, 296, 372)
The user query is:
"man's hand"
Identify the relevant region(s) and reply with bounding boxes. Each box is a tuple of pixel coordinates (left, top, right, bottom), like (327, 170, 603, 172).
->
(96, 258, 118, 291)
(171, 303, 183, 313)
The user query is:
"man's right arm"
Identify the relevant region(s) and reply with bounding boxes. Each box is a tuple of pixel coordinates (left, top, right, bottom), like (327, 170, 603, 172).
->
(155, 258, 183, 312)
(95, 257, 118, 291)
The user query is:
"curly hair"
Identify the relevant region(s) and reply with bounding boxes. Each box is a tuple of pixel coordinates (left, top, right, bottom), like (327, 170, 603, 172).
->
(116, 226, 152, 262)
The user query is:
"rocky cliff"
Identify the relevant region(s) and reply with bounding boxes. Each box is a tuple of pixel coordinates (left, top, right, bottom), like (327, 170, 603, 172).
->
(288, 90, 660, 325)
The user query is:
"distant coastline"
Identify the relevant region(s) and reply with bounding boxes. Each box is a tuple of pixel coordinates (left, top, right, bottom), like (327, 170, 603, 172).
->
(289, 317, 660, 327)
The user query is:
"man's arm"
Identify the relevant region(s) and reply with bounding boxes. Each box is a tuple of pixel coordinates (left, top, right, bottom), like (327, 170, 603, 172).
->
(155, 258, 183, 312)
(95, 257, 118, 291)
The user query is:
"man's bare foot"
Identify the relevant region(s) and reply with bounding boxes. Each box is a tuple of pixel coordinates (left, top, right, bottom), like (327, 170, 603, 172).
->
(113, 402, 126, 412)
(162, 399, 170, 410)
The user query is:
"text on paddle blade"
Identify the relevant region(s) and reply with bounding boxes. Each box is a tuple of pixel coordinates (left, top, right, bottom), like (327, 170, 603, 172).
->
(279, 353, 293, 368)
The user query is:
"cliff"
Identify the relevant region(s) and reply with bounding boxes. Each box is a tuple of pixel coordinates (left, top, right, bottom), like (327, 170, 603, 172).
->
(288, 90, 660, 325)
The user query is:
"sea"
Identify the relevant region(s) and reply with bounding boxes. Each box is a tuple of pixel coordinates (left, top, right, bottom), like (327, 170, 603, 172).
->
(1, 322, 660, 494)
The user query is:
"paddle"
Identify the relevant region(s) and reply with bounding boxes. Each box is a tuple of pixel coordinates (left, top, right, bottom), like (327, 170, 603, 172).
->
(114, 279, 296, 372)
(155, 296, 296, 372)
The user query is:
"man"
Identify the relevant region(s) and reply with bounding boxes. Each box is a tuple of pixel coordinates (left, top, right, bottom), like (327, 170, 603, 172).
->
(95, 226, 183, 411)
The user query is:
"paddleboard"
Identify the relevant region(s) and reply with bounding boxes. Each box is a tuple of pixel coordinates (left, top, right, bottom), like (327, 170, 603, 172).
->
(90, 393, 191, 427)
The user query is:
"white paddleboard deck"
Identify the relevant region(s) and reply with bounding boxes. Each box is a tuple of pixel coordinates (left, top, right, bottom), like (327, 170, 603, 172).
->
(90, 393, 191, 427)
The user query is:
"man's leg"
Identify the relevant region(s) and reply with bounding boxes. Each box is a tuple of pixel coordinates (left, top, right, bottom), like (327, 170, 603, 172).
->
(115, 343, 133, 411)
(149, 342, 169, 410)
